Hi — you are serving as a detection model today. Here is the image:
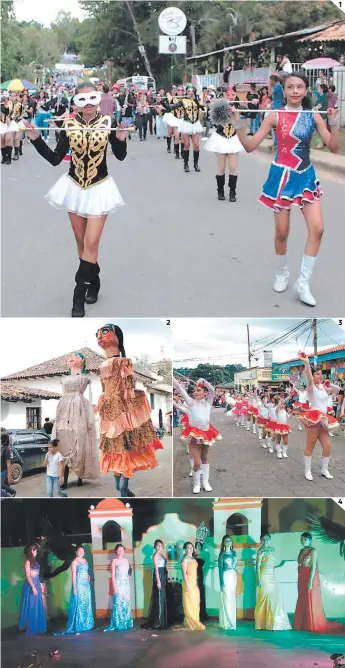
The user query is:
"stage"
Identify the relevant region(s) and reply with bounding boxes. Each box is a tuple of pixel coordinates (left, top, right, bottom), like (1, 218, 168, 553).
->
(2, 619, 344, 668)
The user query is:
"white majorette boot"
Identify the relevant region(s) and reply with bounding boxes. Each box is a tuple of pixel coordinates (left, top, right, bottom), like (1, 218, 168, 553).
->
(252, 422, 257, 435)
(273, 254, 289, 293)
(258, 427, 263, 441)
(304, 455, 313, 481)
(282, 445, 288, 458)
(246, 420, 251, 431)
(200, 463, 213, 492)
(321, 456, 334, 479)
(276, 444, 283, 459)
(192, 468, 201, 494)
(294, 255, 317, 307)
(298, 424, 303, 431)
(189, 457, 194, 477)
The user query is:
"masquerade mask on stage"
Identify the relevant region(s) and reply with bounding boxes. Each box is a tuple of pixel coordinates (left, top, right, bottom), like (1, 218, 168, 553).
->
(73, 91, 101, 107)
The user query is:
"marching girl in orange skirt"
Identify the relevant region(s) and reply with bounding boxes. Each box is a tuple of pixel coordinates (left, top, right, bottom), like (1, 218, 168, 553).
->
(231, 395, 244, 427)
(292, 383, 309, 431)
(275, 398, 292, 459)
(266, 395, 278, 453)
(257, 395, 269, 445)
(247, 391, 259, 434)
(297, 352, 339, 481)
(173, 376, 222, 494)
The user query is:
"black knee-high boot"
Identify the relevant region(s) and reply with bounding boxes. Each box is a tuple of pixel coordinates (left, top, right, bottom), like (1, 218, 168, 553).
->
(174, 142, 180, 159)
(5, 146, 13, 164)
(216, 175, 225, 200)
(228, 174, 238, 202)
(85, 262, 100, 305)
(1, 148, 6, 164)
(60, 465, 69, 490)
(167, 136, 172, 153)
(71, 259, 93, 318)
(13, 146, 19, 161)
(193, 150, 200, 172)
(19, 140, 23, 156)
(183, 148, 190, 172)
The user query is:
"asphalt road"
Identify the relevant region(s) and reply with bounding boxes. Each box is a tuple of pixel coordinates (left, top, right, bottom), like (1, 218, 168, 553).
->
(173, 408, 345, 497)
(1, 133, 344, 317)
(12, 435, 172, 498)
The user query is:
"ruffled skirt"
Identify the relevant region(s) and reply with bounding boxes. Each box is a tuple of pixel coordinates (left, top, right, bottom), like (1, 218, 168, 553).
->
(163, 112, 181, 128)
(180, 422, 222, 446)
(257, 417, 268, 427)
(298, 409, 339, 431)
(0, 120, 21, 135)
(260, 163, 322, 212)
(204, 132, 244, 154)
(248, 405, 259, 417)
(179, 119, 204, 135)
(45, 174, 125, 217)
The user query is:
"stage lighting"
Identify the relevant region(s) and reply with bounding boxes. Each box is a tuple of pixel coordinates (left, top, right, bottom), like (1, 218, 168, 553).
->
(125, 503, 131, 508)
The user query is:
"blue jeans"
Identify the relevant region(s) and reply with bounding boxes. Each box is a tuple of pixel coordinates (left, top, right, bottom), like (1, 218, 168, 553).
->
(156, 115, 168, 138)
(114, 474, 130, 497)
(35, 112, 50, 139)
(47, 475, 67, 497)
(250, 114, 261, 134)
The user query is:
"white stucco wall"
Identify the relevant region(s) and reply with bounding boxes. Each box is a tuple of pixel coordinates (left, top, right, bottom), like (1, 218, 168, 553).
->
(1, 400, 42, 429)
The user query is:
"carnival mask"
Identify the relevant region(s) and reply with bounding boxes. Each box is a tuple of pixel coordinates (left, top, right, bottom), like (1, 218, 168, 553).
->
(73, 91, 101, 107)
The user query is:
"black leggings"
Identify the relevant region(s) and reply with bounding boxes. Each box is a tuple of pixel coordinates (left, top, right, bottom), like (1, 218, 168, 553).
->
(137, 114, 148, 139)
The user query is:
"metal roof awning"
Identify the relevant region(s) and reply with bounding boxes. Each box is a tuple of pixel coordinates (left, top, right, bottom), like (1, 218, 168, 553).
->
(186, 24, 328, 61)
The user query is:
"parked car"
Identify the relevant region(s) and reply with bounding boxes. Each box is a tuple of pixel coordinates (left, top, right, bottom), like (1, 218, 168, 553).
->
(7, 429, 50, 483)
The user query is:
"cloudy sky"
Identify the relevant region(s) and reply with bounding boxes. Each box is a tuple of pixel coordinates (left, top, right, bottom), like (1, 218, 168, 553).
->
(172, 318, 344, 369)
(14, 0, 86, 26)
(1, 319, 172, 376)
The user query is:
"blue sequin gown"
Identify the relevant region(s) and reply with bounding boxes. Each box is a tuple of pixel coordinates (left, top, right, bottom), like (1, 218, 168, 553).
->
(56, 561, 94, 635)
(104, 559, 133, 631)
(19, 562, 47, 636)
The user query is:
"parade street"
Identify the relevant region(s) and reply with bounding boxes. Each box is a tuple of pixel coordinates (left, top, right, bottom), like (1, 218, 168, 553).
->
(173, 409, 345, 497)
(12, 435, 172, 498)
(1, 134, 344, 318)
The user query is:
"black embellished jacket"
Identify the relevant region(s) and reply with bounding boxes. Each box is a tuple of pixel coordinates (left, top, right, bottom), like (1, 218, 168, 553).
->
(169, 97, 206, 123)
(215, 123, 237, 138)
(30, 113, 127, 189)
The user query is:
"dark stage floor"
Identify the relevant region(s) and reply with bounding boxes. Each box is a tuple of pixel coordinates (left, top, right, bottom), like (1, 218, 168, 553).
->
(2, 620, 345, 668)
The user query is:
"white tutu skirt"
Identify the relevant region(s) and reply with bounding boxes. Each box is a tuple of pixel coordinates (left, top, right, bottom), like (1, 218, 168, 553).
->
(163, 112, 181, 128)
(204, 132, 244, 154)
(0, 120, 20, 135)
(179, 119, 204, 135)
(45, 174, 125, 217)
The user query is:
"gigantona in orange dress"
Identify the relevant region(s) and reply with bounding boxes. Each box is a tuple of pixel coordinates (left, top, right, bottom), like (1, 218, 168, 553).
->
(98, 357, 163, 478)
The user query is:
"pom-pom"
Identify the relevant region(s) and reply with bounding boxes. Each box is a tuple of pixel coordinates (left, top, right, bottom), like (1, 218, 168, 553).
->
(209, 99, 231, 127)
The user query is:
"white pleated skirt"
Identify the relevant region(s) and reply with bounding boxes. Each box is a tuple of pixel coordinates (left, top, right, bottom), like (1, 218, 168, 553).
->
(0, 120, 20, 135)
(45, 174, 125, 217)
(179, 119, 204, 135)
(204, 132, 244, 154)
(163, 112, 181, 128)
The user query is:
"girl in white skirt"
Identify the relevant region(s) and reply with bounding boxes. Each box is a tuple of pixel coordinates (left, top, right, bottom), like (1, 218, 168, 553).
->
(205, 96, 244, 201)
(24, 82, 128, 318)
(162, 85, 205, 172)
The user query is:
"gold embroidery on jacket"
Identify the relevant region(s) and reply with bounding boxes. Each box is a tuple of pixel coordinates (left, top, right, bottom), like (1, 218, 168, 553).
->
(182, 98, 199, 123)
(223, 124, 236, 138)
(64, 115, 111, 188)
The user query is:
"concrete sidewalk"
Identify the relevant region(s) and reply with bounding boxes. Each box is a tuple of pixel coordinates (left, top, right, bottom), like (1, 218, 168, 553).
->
(259, 137, 345, 176)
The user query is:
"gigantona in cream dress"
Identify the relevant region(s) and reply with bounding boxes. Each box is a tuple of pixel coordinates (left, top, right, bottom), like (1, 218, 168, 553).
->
(52, 374, 101, 480)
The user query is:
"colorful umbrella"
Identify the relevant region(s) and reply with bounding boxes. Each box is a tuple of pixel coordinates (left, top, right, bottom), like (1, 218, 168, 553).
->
(302, 57, 340, 70)
(0, 78, 37, 91)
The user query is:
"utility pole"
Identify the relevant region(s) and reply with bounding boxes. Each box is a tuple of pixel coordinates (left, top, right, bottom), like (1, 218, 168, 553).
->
(190, 21, 197, 57)
(247, 324, 251, 369)
(312, 318, 318, 358)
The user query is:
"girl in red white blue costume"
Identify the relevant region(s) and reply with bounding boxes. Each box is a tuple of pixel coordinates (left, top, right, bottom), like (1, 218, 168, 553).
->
(232, 72, 340, 308)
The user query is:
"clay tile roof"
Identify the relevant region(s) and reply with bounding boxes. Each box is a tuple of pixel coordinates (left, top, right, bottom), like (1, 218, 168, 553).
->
(298, 20, 345, 42)
(1, 382, 61, 403)
(279, 343, 345, 365)
(2, 346, 162, 384)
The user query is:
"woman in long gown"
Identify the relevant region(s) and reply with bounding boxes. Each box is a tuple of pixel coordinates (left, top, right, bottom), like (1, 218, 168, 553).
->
(52, 352, 101, 489)
(103, 544, 133, 631)
(194, 541, 208, 621)
(218, 535, 237, 630)
(141, 539, 168, 630)
(55, 546, 94, 635)
(181, 542, 205, 631)
(19, 544, 47, 636)
(254, 533, 291, 631)
(96, 324, 163, 497)
(293, 532, 343, 633)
